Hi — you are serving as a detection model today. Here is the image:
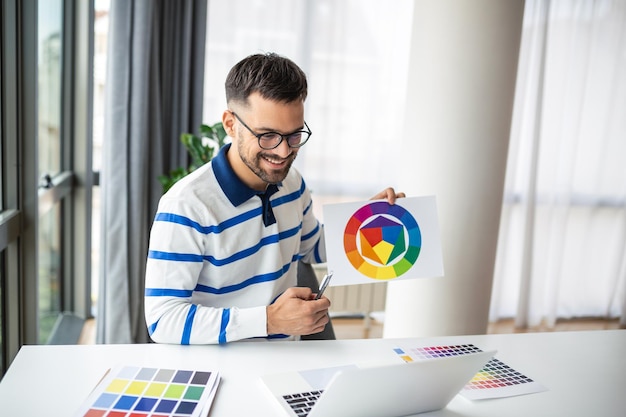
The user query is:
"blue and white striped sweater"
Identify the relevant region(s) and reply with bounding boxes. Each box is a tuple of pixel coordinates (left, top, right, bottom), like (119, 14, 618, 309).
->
(144, 145, 325, 344)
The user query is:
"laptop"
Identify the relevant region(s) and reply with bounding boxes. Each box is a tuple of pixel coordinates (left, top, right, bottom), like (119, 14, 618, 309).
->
(261, 349, 496, 417)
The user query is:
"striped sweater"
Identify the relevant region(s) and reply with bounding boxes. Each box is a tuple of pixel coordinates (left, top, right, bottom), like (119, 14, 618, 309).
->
(144, 144, 325, 344)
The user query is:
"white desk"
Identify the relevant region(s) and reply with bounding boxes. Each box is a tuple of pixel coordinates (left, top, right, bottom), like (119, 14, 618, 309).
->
(0, 330, 625, 416)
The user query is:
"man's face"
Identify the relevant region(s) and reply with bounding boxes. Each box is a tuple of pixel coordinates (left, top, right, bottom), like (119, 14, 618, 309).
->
(224, 92, 305, 191)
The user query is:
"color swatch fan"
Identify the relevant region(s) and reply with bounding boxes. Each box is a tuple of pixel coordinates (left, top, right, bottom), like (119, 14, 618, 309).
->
(323, 196, 443, 286)
(73, 365, 221, 417)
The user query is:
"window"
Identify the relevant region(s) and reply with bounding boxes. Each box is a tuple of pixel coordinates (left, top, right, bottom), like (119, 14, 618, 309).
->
(0, 0, 93, 375)
(37, 0, 64, 343)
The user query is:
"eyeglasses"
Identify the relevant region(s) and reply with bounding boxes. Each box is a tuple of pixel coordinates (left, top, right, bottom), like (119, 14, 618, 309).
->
(231, 111, 312, 150)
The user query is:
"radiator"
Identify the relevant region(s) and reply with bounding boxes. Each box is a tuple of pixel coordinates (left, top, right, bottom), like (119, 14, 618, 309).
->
(313, 265, 387, 318)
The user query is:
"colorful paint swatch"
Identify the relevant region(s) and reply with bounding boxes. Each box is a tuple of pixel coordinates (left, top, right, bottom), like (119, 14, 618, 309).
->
(394, 344, 547, 400)
(73, 366, 220, 417)
(466, 358, 535, 390)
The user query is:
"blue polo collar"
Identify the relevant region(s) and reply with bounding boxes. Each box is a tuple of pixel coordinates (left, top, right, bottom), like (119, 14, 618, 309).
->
(213, 143, 281, 212)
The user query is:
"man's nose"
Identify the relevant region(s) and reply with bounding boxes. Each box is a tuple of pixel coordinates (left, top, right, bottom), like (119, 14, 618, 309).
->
(273, 138, 293, 158)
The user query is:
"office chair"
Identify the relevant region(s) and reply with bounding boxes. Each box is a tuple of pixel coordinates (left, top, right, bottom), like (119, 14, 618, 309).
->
(297, 260, 336, 340)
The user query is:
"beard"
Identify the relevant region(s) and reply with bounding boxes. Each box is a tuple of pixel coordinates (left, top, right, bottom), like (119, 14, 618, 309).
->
(237, 139, 297, 185)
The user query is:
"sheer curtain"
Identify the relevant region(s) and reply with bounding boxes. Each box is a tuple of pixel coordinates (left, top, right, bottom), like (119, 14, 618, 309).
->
(490, 0, 626, 328)
(202, 0, 413, 215)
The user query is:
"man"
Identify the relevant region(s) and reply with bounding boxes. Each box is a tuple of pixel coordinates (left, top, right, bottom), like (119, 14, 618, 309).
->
(145, 52, 404, 344)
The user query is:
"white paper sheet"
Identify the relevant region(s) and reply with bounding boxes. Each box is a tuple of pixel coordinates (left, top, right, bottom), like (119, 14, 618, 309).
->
(322, 196, 444, 286)
(393, 344, 548, 400)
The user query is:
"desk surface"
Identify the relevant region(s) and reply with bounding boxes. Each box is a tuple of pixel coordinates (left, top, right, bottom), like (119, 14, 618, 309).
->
(1, 330, 625, 416)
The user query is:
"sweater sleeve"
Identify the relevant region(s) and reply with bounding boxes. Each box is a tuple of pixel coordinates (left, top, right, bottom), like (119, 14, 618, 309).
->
(145, 295, 268, 344)
(144, 197, 270, 345)
(297, 179, 327, 264)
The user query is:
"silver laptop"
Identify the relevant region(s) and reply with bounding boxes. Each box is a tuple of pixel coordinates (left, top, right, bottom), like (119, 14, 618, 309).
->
(261, 350, 496, 417)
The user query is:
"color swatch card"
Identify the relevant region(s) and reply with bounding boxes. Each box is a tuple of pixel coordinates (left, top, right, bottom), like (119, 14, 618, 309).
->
(74, 366, 221, 417)
(393, 344, 547, 400)
(323, 196, 443, 286)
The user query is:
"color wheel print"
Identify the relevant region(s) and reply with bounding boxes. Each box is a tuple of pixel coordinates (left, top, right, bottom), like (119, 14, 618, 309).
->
(343, 202, 421, 280)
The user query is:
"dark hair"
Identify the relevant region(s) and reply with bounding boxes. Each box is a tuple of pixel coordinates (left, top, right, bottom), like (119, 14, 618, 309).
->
(225, 52, 308, 106)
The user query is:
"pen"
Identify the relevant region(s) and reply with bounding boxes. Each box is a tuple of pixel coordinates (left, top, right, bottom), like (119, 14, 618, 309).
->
(314, 271, 333, 300)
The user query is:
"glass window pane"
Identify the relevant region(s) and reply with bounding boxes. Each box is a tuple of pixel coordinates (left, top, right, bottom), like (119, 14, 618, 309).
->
(93, 0, 110, 172)
(92, 0, 110, 317)
(38, 0, 63, 179)
(38, 0, 64, 344)
(38, 204, 62, 344)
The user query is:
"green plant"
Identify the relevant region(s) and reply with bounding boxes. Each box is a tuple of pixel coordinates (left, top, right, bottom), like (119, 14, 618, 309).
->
(158, 121, 228, 193)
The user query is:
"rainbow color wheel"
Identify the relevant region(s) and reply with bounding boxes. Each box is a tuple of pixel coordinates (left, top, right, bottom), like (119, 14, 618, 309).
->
(343, 202, 421, 280)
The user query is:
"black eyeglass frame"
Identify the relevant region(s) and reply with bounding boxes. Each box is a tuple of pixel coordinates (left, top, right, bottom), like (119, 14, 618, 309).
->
(230, 111, 312, 150)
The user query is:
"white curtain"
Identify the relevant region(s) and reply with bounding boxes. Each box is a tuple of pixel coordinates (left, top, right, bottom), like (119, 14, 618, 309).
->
(490, 0, 626, 328)
(202, 0, 414, 208)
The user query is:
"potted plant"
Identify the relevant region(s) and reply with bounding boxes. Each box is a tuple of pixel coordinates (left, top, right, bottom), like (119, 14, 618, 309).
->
(158, 122, 228, 193)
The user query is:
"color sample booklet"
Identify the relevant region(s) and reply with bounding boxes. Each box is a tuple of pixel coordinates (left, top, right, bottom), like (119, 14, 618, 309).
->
(73, 365, 221, 417)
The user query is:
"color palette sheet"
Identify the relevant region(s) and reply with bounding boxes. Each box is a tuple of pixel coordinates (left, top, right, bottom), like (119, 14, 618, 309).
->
(73, 366, 221, 417)
(323, 196, 443, 286)
(393, 344, 547, 400)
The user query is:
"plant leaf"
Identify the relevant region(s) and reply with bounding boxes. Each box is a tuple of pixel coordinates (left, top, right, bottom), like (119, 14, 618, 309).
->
(161, 121, 227, 194)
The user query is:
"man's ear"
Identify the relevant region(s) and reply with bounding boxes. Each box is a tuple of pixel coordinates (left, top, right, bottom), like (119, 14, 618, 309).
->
(222, 110, 236, 137)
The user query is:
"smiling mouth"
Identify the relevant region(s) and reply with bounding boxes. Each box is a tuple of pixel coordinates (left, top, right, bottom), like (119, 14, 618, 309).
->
(261, 154, 291, 167)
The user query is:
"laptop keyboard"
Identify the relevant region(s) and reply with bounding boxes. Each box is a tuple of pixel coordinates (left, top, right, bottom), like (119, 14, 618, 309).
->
(282, 390, 324, 416)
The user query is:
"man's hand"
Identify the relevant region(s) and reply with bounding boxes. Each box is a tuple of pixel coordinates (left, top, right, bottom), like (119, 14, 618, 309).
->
(370, 187, 406, 204)
(266, 287, 331, 336)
